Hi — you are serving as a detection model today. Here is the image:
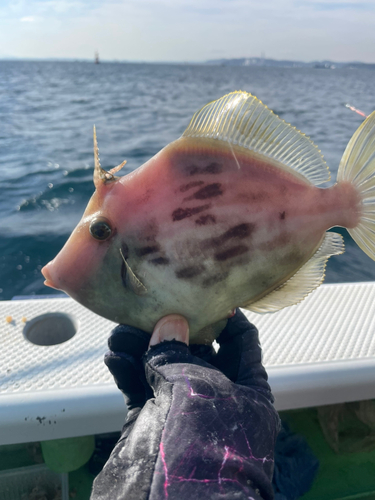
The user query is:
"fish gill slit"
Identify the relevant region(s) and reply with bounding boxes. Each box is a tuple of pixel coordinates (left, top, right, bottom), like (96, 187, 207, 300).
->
(119, 247, 147, 295)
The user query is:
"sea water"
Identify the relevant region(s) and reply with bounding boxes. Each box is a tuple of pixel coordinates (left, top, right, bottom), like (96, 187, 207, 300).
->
(1, 60, 374, 301)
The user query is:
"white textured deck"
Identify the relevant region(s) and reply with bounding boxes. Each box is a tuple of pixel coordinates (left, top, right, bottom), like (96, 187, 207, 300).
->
(1, 281, 375, 445)
(244, 281, 375, 412)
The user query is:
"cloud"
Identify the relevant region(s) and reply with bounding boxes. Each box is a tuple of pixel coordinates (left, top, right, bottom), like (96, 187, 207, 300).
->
(20, 16, 36, 22)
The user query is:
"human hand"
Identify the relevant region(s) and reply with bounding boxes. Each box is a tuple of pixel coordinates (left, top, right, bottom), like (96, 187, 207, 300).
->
(96, 310, 280, 500)
(106, 309, 273, 405)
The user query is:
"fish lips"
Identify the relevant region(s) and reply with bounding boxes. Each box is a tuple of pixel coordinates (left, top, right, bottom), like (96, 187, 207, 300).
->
(41, 264, 59, 290)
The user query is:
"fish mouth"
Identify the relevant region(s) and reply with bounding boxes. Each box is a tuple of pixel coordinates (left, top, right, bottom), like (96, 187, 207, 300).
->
(41, 265, 59, 290)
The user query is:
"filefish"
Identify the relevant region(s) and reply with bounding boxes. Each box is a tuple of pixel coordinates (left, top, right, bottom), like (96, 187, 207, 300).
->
(42, 92, 375, 343)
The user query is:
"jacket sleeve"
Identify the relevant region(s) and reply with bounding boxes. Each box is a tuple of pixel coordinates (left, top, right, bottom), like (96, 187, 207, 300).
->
(91, 311, 280, 500)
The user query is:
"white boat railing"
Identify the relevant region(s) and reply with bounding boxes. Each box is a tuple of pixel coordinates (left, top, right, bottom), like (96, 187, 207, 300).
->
(1, 281, 375, 445)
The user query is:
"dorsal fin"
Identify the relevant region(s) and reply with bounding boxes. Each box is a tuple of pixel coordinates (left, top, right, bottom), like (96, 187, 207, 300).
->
(183, 91, 330, 186)
(93, 126, 127, 188)
(243, 232, 344, 313)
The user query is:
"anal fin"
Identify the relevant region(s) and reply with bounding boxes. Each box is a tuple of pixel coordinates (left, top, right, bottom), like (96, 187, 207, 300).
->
(244, 232, 344, 313)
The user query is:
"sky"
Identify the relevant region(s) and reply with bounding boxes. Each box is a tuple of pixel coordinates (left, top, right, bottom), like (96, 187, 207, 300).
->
(0, 0, 374, 63)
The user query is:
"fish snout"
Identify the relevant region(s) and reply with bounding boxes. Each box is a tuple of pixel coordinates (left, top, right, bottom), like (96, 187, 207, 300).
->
(41, 262, 60, 290)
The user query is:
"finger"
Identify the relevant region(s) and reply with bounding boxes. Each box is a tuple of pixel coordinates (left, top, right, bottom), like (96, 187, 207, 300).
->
(211, 309, 273, 398)
(149, 314, 189, 347)
(105, 352, 149, 409)
(106, 324, 153, 408)
(108, 324, 150, 356)
(189, 343, 216, 364)
(144, 315, 219, 393)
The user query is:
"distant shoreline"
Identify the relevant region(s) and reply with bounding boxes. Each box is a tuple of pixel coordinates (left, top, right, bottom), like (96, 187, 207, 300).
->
(205, 57, 375, 70)
(0, 57, 374, 69)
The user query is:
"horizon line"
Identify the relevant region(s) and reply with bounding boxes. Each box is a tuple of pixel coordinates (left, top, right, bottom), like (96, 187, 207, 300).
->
(0, 56, 375, 66)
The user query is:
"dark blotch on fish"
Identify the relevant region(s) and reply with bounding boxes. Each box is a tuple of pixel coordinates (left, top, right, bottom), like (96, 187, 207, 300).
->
(202, 272, 229, 288)
(180, 181, 204, 193)
(187, 183, 223, 200)
(189, 162, 223, 176)
(138, 220, 159, 243)
(135, 245, 160, 257)
(279, 211, 286, 220)
(215, 245, 249, 261)
(195, 214, 216, 226)
(150, 257, 170, 265)
(224, 223, 254, 239)
(203, 222, 256, 248)
(172, 204, 210, 221)
(176, 266, 204, 279)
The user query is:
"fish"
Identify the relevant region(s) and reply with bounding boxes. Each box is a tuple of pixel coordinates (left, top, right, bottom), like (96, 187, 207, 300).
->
(42, 91, 375, 344)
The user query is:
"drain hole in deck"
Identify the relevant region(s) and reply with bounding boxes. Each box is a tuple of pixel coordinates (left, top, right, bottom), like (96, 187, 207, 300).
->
(23, 313, 77, 346)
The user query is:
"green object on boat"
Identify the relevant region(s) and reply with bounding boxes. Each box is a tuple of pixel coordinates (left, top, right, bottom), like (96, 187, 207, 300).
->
(281, 408, 375, 500)
(41, 435, 95, 473)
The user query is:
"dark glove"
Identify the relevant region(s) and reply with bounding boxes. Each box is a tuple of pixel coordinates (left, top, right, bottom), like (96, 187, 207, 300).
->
(103, 324, 153, 436)
(93, 310, 280, 500)
(211, 308, 274, 397)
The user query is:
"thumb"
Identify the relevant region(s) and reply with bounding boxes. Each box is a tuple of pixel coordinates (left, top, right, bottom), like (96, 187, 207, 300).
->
(149, 314, 189, 347)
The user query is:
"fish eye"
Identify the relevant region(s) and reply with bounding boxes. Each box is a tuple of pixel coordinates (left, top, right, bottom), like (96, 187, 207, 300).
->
(89, 217, 112, 241)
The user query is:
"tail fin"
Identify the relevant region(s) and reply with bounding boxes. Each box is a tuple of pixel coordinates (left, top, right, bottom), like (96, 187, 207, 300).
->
(337, 110, 375, 261)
